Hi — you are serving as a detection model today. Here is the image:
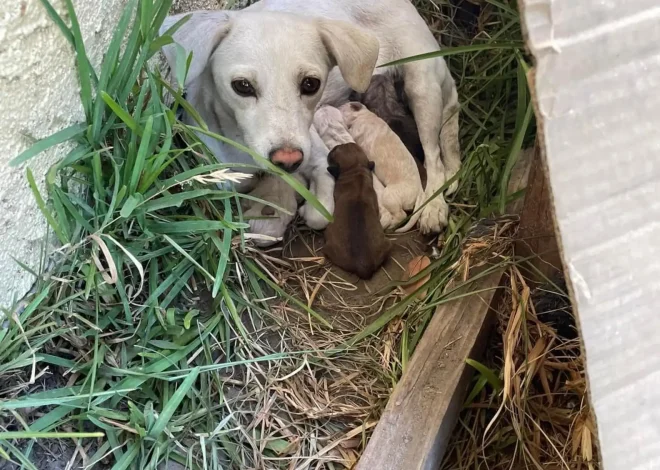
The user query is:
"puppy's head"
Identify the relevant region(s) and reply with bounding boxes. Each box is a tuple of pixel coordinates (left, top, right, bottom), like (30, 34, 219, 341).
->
(338, 102, 368, 127)
(313, 105, 345, 136)
(161, 11, 380, 173)
(327, 142, 374, 179)
(364, 74, 396, 99)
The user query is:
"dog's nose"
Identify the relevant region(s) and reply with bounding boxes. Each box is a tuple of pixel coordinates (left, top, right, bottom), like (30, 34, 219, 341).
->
(269, 147, 303, 173)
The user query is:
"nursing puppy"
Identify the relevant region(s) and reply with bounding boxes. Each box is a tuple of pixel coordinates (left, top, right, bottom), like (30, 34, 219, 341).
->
(313, 105, 354, 149)
(352, 74, 427, 188)
(313, 105, 396, 227)
(340, 102, 424, 232)
(324, 143, 391, 279)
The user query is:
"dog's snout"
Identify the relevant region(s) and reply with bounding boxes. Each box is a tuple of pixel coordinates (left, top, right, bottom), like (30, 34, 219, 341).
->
(269, 147, 303, 173)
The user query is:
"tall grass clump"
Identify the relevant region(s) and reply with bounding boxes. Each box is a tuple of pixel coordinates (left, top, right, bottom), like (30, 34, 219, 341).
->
(0, 1, 341, 468)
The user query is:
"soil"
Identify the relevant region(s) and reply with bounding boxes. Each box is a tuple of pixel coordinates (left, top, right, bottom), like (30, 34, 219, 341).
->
(0, 440, 75, 470)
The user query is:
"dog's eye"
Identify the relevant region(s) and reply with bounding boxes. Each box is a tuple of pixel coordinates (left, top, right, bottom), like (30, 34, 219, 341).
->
(300, 77, 321, 96)
(231, 79, 256, 97)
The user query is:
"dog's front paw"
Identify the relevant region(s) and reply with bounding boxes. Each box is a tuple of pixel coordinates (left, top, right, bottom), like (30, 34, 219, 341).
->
(418, 193, 449, 234)
(444, 164, 460, 196)
(299, 201, 333, 230)
(243, 204, 294, 247)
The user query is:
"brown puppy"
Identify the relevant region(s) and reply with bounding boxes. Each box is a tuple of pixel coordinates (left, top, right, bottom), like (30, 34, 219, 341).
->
(324, 143, 391, 279)
(351, 73, 427, 187)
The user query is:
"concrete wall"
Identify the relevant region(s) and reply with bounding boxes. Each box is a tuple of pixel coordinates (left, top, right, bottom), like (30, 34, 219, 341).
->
(0, 0, 131, 309)
(0, 0, 235, 310)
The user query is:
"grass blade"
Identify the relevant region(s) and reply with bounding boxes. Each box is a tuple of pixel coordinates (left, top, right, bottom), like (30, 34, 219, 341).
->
(10, 124, 87, 167)
(379, 43, 522, 67)
(148, 367, 200, 439)
(101, 92, 140, 133)
(26, 169, 67, 244)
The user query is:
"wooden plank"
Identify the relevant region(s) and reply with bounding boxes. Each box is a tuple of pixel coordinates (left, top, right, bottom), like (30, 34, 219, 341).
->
(515, 142, 562, 283)
(357, 150, 535, 470)
(356, 271, 503, 470)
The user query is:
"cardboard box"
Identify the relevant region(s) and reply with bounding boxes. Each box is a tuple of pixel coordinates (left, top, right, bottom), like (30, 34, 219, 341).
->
(520, 1, 660, 468)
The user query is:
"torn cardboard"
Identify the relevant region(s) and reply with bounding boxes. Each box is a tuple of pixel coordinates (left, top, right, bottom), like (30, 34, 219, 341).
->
(519, 1, 660, 468)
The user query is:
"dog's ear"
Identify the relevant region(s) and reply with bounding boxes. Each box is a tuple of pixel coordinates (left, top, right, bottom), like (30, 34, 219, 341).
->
(316, 19, 379, 93)
(327, 164, 341, 180)
(160, 11, 233, 85)
(368, 161, 375, 172)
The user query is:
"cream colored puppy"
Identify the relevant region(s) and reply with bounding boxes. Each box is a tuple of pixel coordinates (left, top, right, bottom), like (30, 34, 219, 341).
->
(340, 102, 424, 232)
(313, 106, 395, 227)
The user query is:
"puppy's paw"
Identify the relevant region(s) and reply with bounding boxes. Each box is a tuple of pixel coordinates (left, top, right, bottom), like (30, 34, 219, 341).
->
(299, 201, 332, 230)
(418, 194, 449, 234)
(379, 208, 395, 230)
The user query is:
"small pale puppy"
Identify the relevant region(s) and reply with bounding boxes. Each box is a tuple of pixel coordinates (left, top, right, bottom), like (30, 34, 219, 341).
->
(313, 105, 394, 226)
(352, 74, 427, 188)
(340, 102, 425, 232)
(324, 143, 391, 279)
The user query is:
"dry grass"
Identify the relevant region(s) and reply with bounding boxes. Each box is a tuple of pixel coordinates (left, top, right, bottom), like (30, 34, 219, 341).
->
(440, 267, 600, 470)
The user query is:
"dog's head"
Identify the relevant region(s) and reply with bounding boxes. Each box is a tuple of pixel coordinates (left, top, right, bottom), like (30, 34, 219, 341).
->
(161, 11, 379, 172)
(327, 142, 374, 179)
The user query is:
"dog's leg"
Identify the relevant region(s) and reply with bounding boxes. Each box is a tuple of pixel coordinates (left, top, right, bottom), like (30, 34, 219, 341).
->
(242, 174, 300, 247)
(403, 59, 449, 233)
(440, 81, 461, 195)
(298, 128, 335, 230)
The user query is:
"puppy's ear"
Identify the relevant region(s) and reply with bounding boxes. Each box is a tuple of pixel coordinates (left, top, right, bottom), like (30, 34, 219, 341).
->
(368, 161, 376, 172)
(316, 19, 379, 93)
(160, 11, 233, 85)
(327, 164, 341, 180)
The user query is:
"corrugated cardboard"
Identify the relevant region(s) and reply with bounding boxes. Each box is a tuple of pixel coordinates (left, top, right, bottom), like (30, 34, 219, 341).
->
(519, 1, 660, 468)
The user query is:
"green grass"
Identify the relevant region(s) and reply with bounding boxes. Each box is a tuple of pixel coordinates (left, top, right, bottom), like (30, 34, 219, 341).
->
(0, 0, 534, 468)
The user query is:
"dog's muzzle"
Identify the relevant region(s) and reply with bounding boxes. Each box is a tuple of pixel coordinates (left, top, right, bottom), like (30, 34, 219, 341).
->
(269, 147, 303, 172)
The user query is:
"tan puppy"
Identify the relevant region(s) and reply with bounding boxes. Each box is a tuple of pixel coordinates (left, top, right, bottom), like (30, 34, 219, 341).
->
(313, 105, 395, 228)
(324, 143, 391, 279)
(340, 102, 425, 232)
(351, 74, 427, 188)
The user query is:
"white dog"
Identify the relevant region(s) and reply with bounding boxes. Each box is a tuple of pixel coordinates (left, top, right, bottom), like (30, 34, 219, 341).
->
(160, 0, 461, 242)
(341, 102, 425, 231)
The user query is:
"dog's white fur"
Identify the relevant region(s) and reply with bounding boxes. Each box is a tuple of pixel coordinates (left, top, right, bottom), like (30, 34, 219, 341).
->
(313, 105, 395, 227)
(161, 0, 461, 241)
(341, 102, 425, 231)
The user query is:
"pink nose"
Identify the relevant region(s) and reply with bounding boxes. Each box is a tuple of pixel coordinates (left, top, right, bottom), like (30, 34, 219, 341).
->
(269, 147, 303, 172)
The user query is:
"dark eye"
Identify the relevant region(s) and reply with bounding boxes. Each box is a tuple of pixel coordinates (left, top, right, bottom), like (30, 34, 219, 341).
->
(301, 77, 321, 96)
(231, 79, 256, 97)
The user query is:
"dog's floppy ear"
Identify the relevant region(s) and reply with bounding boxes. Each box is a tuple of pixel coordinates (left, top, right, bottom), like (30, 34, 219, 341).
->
(327, 165, 341, 180)
(316, 19, 379, 93)
(368, 161, 376, 172)
(160, 11, 233, 85)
